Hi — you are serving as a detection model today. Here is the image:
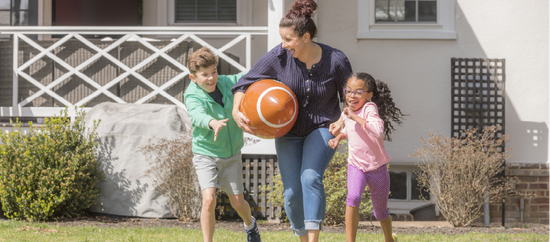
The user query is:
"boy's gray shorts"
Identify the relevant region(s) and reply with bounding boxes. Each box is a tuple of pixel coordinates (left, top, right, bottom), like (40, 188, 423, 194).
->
(192, 152, 244, 195)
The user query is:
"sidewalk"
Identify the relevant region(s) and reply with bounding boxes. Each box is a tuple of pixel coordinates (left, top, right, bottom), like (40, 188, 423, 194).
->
(359, 221, 453, 228)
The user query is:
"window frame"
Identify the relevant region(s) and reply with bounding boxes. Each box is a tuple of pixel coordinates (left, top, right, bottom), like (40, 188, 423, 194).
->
(387, 166, 430, 214)
(388, 169, 409, 200)
(357, 0, 457, 39)
(168, 0, 252, 26)
(389, 168, 427, 202)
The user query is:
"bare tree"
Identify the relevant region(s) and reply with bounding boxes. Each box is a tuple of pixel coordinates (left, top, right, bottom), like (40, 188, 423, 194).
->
(140, 132, 201, 221)
(410, 125, 517, 227)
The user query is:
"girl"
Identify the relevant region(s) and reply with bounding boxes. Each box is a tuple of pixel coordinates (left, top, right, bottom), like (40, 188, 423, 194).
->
(328, 72, 405, 242)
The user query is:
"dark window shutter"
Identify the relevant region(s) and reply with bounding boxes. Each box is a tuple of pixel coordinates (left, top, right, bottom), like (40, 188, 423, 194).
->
(176, 0, 236, 23)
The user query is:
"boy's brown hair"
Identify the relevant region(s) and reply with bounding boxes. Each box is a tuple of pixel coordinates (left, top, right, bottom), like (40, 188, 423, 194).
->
(187, 46, 219, 75)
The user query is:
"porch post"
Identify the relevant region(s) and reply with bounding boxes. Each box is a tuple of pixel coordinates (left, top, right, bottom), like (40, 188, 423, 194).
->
(12, 34, 18, 116)
(267, 0, 284, 51)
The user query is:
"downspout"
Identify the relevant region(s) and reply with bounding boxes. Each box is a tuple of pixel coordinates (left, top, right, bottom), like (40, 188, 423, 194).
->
(520, 198, 524, 223)
(484, 189, 490, 225)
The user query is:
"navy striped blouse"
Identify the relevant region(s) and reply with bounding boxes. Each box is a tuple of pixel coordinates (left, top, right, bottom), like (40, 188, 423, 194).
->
(231, 43, 353, 137)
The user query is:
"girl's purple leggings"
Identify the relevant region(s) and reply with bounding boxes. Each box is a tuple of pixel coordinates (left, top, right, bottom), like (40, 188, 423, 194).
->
(347, 164, 390, 221)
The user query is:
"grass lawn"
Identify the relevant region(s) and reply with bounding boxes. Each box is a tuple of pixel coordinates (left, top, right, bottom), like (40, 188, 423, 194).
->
(0, 220, 547, 241)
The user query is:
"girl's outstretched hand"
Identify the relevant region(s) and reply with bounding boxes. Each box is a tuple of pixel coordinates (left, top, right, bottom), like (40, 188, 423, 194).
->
(328, 138, 339, 149)
(343, 107, 366, 126)
(343, 107, 356, 119)
(209, 118, 229, 141)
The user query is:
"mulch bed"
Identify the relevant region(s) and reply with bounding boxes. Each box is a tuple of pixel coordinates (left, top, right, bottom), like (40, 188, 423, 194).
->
(39, 216, 549, 236)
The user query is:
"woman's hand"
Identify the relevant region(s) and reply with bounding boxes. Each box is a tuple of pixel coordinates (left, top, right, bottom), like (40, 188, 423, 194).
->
(329, 119, 344, 136)
(232, 92, 256, 135)
(232, 109, 255, 134)
(209, 119, 228, 141)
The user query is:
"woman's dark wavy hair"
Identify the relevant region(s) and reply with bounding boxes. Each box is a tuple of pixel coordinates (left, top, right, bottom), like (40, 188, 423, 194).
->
(350, 72, 407, 141)
(279, 0, 318, 39)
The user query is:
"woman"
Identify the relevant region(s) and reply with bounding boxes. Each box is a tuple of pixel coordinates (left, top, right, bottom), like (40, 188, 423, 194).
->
(231, 0, 352, 241)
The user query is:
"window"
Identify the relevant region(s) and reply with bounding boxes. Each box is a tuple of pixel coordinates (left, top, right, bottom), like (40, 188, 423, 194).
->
(410, 171, 430, 200)
(0, 0, 38, 38)
(389, 169, 429, 201)
(167, 0, 251, 26)
(357, 0, 456, 39)
(375, 0, 436, 23)
(0, 0, 30, 26)
(175, 0, 237, 23)
(387, 166, 431, 214)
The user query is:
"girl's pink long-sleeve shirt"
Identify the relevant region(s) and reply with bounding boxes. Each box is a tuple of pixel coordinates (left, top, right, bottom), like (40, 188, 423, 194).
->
(341, 102, 391, 172)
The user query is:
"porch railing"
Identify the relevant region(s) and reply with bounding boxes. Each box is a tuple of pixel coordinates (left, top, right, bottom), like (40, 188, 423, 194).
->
(0, 26, 268, 118)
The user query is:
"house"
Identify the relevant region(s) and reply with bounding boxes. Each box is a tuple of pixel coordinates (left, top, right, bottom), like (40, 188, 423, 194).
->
(0, 0, 548, 224)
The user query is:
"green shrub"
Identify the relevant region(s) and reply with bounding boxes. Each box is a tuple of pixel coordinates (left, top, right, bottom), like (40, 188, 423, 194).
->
(0, 108, 103, 221)
(261, 140, 373, 225)
(260, 173, 286, 220)
(324, 142, 373, 225)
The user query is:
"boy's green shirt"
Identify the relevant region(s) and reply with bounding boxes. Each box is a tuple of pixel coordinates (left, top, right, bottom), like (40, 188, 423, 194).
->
(184, 73, 246, 158)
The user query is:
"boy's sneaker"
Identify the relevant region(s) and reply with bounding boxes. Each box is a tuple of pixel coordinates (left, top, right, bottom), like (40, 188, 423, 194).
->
(245, 217, 261, 242)
(392, 233, 398, 242)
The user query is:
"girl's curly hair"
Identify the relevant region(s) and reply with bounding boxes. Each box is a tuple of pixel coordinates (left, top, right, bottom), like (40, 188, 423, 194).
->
(350, 72, 407, 141)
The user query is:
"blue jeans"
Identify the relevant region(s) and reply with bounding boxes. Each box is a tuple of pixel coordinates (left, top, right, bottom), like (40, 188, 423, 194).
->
(275, 128, 336, 236)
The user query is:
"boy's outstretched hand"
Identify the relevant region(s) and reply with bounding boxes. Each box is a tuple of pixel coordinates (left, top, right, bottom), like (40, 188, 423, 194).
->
(209, 118, 229, 141)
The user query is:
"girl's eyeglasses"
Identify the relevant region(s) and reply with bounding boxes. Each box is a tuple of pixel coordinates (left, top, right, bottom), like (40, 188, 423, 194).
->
(343, 88, 370, 97)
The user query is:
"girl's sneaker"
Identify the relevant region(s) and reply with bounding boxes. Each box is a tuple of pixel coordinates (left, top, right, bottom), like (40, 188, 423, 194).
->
(392, 233, 398, 242)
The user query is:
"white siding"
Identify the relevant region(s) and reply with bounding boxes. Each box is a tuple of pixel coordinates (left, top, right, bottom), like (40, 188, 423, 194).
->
(79, 0, 550, 163)
(316, 0, 549, 164)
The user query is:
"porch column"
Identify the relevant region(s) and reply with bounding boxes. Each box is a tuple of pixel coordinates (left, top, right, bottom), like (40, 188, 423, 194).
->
(267, 0, 284, 51)
(12, 34, 18, 116)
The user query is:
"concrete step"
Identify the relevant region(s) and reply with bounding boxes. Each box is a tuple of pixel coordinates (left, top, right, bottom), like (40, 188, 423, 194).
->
(359, 221, 453, 228)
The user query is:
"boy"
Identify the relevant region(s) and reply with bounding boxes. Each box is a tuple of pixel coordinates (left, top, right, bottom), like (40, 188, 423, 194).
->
(184, 47, 261, 242)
